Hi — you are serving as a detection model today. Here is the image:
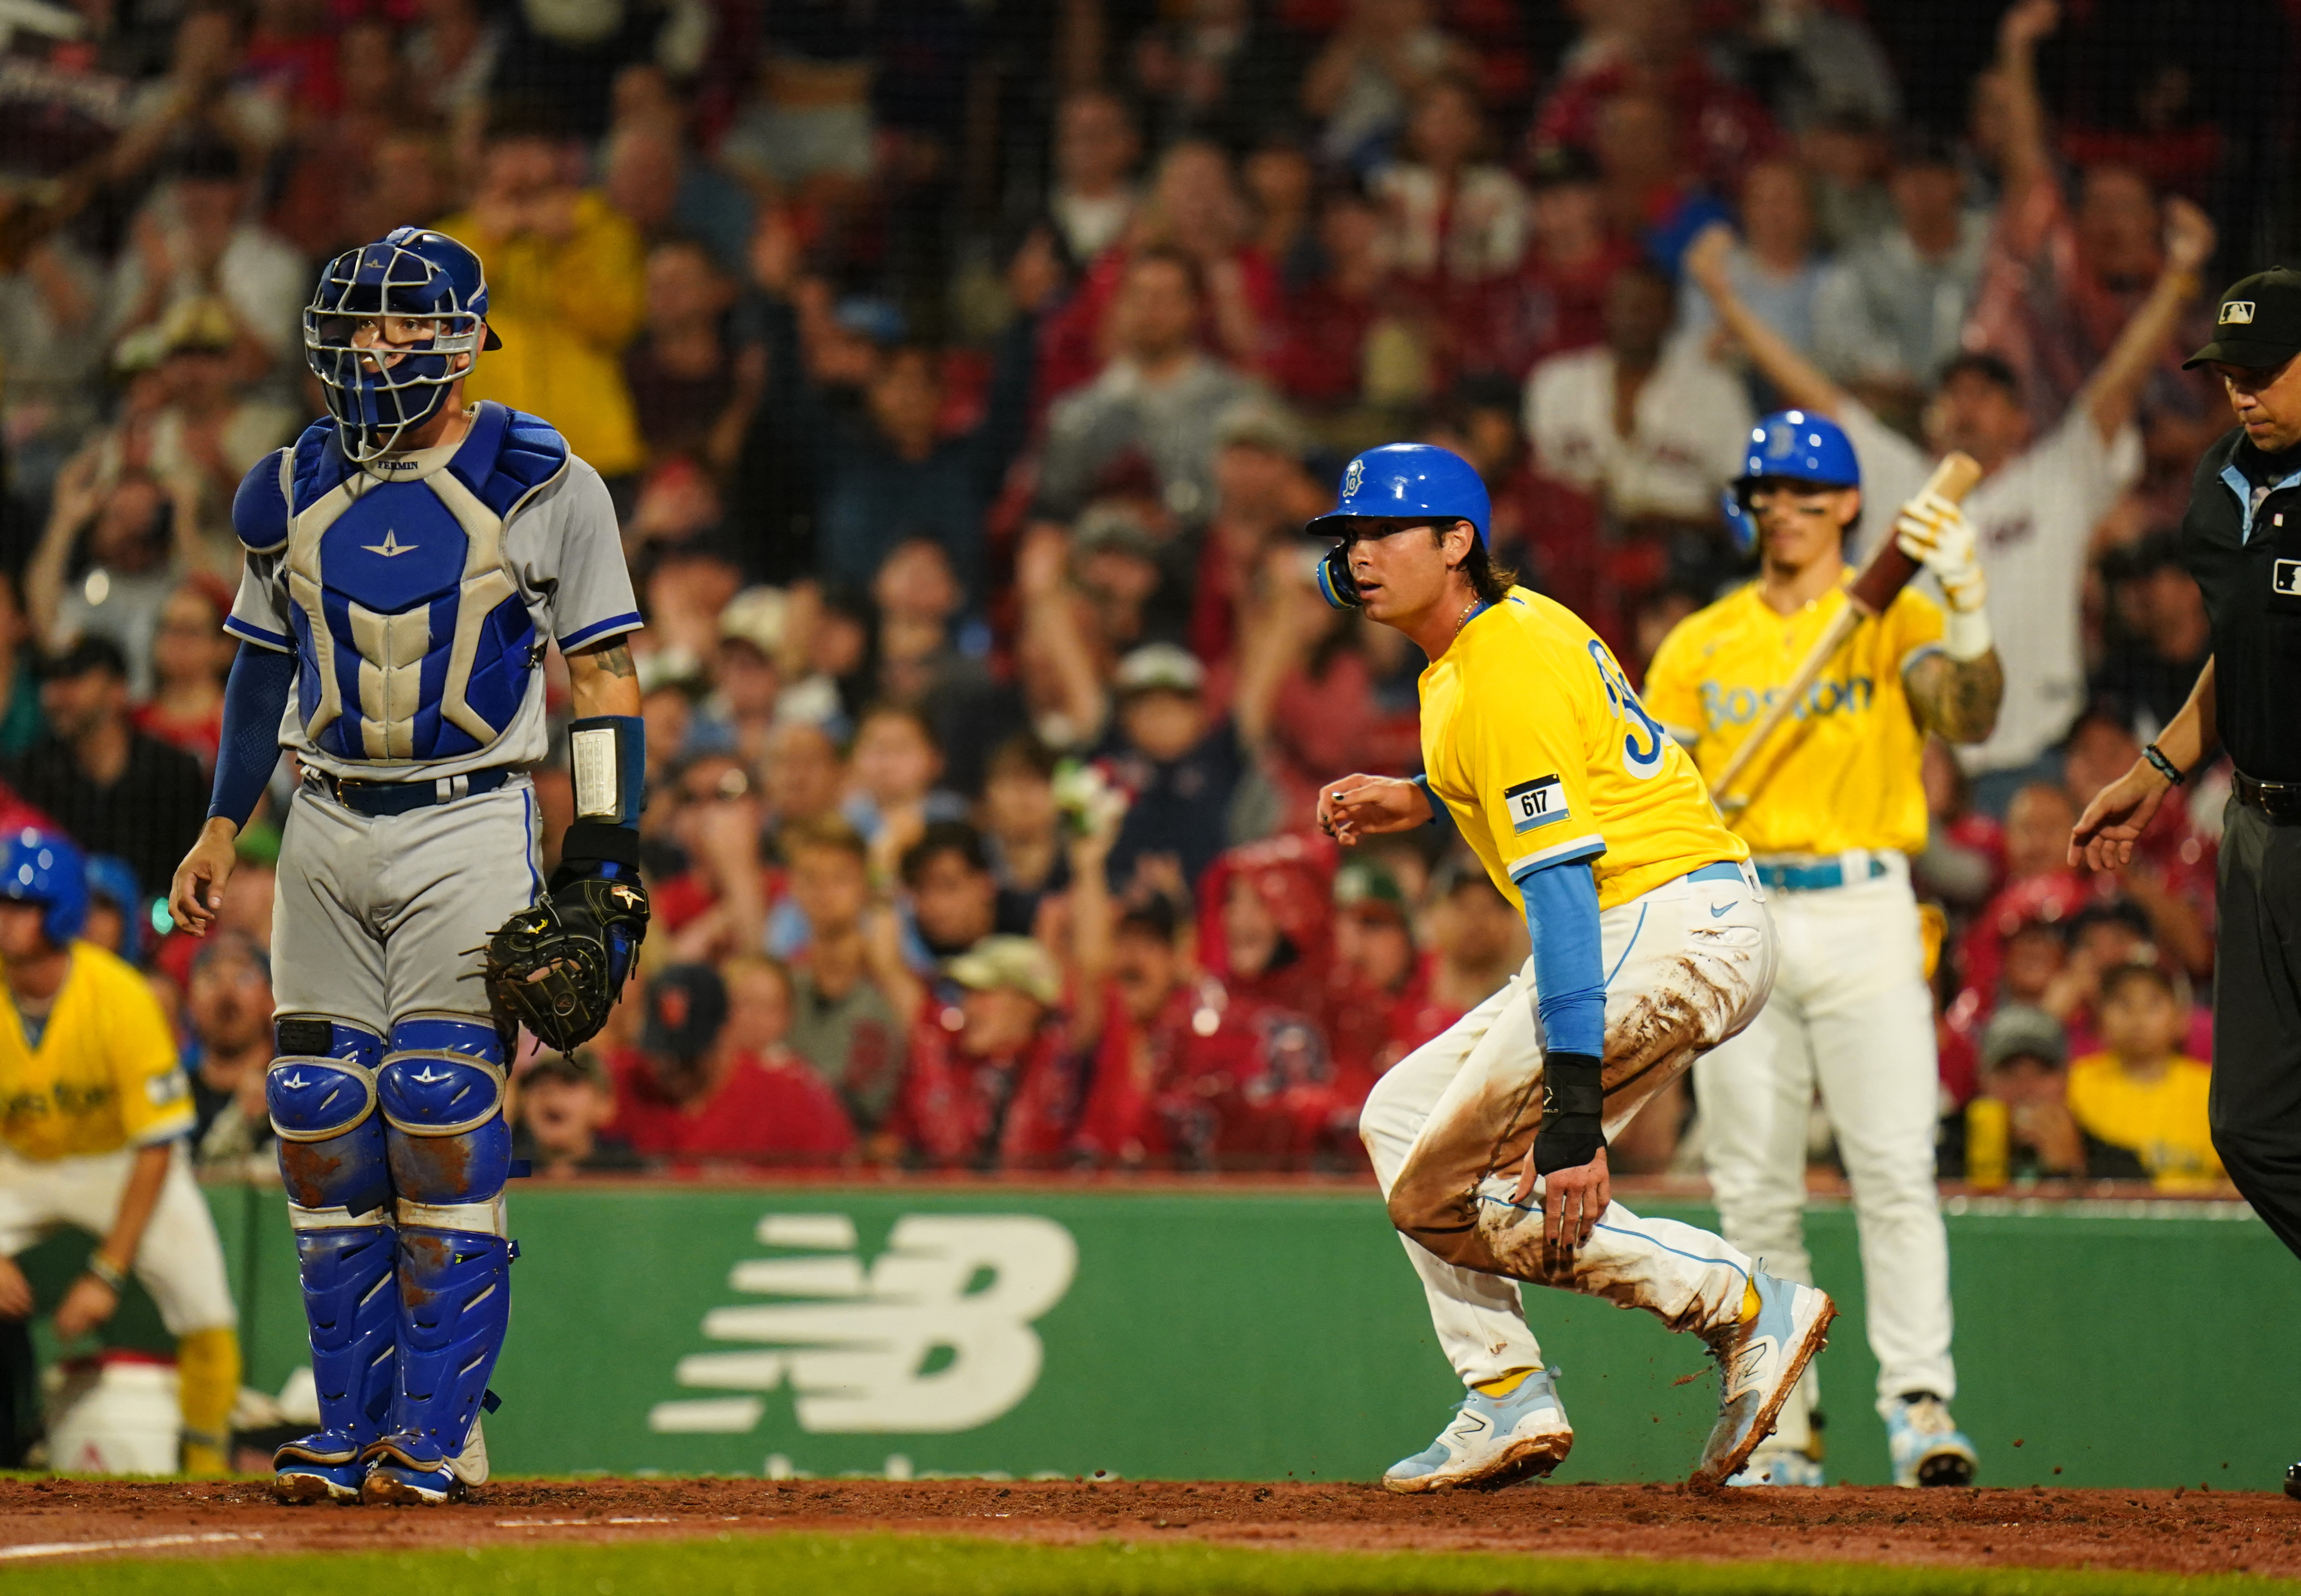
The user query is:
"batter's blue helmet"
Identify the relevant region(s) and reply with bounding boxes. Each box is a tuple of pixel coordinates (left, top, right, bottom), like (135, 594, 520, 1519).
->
(1304, 443, 1493, 608)
(0, 828, 88, 947)
(304, 227, 501, 463)
(1723, 409, 1860, 552)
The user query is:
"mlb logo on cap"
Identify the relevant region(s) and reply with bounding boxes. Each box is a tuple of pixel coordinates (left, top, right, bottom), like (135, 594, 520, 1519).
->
(2188, 267, 2301, 370)
(2224, 301, 2257, 325)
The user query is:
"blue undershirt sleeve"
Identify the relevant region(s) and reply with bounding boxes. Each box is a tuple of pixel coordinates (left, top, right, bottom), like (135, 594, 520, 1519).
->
(1519, 859, 1605, 1057)
(208, 643, 294, 827)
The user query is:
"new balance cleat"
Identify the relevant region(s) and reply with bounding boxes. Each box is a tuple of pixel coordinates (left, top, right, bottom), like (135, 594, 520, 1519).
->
(1692, 1270, 1836, 1490)
(1885, 1393, 1977, 1488)
(1383, 1367, 1574, 1493)
(272, 1432, 369, 1505)
(1726, 1441, 1827, 1487)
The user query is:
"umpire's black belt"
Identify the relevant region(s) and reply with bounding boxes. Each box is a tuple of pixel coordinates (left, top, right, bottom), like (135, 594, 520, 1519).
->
(2234, 769, 2301, 825)
(306, 767, 514, 817)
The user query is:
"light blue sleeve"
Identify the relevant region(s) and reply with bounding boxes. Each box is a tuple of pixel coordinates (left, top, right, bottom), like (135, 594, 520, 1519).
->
(1518, 858, 1605, 1058)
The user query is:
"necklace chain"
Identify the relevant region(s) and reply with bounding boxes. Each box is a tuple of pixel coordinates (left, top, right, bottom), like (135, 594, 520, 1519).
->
(1454, 598, 1481, 634)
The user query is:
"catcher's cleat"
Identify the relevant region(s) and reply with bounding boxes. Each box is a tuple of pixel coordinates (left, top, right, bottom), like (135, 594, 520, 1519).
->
(359, 1425, 488, 1506)
(1885, 1393, 1977, 1488)
(1691, 1270, 1836, 1490)
(1382, 1367, 1573, 1493)
(274, 1432, 371, 1505)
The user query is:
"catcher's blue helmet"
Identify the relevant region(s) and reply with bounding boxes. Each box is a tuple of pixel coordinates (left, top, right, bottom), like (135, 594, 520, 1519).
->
(1304, 443, 1493, 609)
(304, 227, 502, 463)
(1722, 409, 1861, 552)
(0, 827, 88, 947)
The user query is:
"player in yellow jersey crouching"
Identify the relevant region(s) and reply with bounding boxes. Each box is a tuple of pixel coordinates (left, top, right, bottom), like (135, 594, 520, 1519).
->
(1642, 412, 2003, 1487)
(0, 830, 240, 1474)
(1313, 444, 1834, 1493)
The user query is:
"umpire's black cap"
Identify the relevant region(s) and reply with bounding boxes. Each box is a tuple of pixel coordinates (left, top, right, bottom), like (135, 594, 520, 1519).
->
(2186, 267, 2301, 370)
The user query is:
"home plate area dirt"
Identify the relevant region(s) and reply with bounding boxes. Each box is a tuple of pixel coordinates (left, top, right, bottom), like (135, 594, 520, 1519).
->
(3, 1477, 2297, 1578)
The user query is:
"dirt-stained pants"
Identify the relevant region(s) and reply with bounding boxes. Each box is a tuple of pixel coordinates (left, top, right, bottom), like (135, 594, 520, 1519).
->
(1360, 867, 1779, 1385)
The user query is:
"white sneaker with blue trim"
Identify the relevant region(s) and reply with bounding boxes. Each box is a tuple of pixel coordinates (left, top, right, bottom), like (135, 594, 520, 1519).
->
(1692, 1269, 1836, 1489)
(1382, 1367, 1574, 1493)
(1727, 1441, 1828, 1487)
(1885, 1393, 1977, 1487)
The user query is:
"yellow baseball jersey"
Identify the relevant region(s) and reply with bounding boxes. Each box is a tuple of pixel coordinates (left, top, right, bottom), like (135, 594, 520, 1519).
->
(2067, 1052, 2222, 1192)
(1420, 587, 1746, 913)
(0, 942, 191, 1161)
(1642, 577, 1945, 858)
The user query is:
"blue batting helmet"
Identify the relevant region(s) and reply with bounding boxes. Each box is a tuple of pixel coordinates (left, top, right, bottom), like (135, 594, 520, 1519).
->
(304, 227, 501, 463)
(1304, 443, 1493, 609)
(0, 828, 88, 947)
(1723, 409, 1860, 552)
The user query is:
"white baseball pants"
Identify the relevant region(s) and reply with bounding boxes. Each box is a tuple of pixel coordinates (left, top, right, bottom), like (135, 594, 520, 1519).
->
(1360, 867, 1779, 1382)
(1692, 857, 1953, 1432)
(0, 1144, 237, 1334)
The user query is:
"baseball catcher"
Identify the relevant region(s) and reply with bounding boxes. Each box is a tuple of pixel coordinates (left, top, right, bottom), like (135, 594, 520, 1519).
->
(167, 227, 648, 1505)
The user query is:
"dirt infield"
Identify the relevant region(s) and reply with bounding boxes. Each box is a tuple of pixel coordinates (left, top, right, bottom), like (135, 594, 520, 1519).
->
(4, 1477, 2299, 1578)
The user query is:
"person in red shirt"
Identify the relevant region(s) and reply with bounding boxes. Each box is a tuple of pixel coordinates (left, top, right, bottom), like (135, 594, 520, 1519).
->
(893, 936, 1084, 1171)
(607, 962, 855, 1167)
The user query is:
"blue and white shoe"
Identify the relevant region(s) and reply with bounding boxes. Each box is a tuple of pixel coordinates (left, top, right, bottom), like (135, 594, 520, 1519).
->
(1885, 1394, 1977, 1488)
(359, 1420, 490, 1506)
(1692, 1270, 1836, 1490)
(1382, 1367, 1574, 1493)
(273, 1432, 370, 1505)
(1726, 1442, 1827, 1487)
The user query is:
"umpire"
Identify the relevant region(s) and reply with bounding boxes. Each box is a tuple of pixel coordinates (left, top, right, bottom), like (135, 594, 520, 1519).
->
(2071, 265, 2301, 1492)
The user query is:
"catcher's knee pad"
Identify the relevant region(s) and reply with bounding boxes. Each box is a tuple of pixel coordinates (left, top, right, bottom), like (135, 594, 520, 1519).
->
(268, 1015, 389, 1215)
(378, 1015, 509, 1207)
(283, 1216, 399, 1447)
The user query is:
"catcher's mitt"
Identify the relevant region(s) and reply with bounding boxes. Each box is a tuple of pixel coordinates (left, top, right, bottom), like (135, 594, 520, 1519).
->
(482, 875, 651, 1053)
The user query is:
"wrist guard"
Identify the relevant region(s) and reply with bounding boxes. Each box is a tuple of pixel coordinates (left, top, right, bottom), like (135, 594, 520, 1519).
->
(1532, 1050, 1606, 1176)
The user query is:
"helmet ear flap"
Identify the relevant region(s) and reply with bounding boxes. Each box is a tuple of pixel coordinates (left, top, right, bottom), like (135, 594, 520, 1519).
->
(1315, 543, 1360, 609)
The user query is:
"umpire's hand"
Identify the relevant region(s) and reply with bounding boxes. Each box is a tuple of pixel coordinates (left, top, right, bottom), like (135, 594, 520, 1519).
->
(1318, 775, 1430, 845)
(169, 817, 241, 938)
(2068, 759, 2174, 872)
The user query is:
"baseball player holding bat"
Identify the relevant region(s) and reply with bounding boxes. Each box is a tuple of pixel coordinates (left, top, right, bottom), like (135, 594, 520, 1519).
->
(1314, 443, 1834, 1494)
(1641, 411, 2002, 1488)
(167, 228, 651, 1505)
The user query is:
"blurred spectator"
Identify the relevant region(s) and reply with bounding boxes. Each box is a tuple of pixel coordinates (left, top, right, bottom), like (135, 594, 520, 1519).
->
(894, 935, 1081, 1170)
(1914, 738, 2006, 915)
(2090, 532, 2213, 739)
(1809, 129, 1990, 417)
(0, 578, 46, 762)
(900, 820, 1032, 964)
(600, 78, 757, 276)
(846, 704, 968, 863)
(1800, 111, 1895, 253)
(762, 719, 848, 833)
(133, 578, 234, 770)
(1941, 1003, 2086, 1182)
(718, 0, 876, 195)
(265, 17, 418, 261)
(749, 215, 1044, 600)
(1301, 0, 1471, 171)
(1188, 401, 1323, 668)
(1268, 182, 1394, 411)
(1098, 644, 1253, 893)
(623, 239, 759, 476)
(0, 235, 108, 516)
(707, 588, 788, 771)
(1723, 0, 1900, 135)
(182, 931, 273, 1170)
(441, 114, 647, 479)
(2056, 702, 2213, 979)
(1045, 88, 1141, 269)
(978, 736, 1071, 925)
(11, 636, 205, 899)
(1674, 159, 1828, 382)
(83, 856, 149, 966)
(130, 296, 298, 559)
(513, 1050, 642, 1177)
(28, 464, 197, 698)
(1371, 76, 1528, 284)
(777, 815, 911, 1136)
(1244, 133, 1321, 291)
(403, 0, 503, 129)
(106, 139, 306, 386)
(1532, 0, 1780, 198)
(1525, 260, 1753, 526)
(2066, 964, 2223, 1191)
(1128, 0, 1306, 153)
(1467, 145, 1635, 383)
(607, 962, 856, 1165)
(1688, 204, 2207, 788)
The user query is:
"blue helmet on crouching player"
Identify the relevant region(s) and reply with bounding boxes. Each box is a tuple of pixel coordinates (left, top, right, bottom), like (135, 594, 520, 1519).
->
(1720, 409, 1860, 553)
(173, 220, 650, 1507)
(0, 828, 88, 949)
(1307, 442, 1494, 609)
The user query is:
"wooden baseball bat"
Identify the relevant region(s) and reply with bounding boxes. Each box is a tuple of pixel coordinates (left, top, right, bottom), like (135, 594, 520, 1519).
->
(1707, 451, 1983, 811)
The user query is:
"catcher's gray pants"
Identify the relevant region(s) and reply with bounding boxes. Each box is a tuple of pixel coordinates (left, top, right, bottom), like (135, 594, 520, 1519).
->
(271, 774, 542, 1033)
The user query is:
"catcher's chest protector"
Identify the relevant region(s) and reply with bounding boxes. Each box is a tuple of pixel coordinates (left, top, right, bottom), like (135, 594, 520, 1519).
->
(272, 404, 568, 765)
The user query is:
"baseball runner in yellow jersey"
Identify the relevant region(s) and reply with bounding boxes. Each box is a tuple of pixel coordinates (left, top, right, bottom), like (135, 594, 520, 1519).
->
(0, 829, 241, 1474)
(1642, 410, 2004, 1488)
(1307, 443, 1835, 1492)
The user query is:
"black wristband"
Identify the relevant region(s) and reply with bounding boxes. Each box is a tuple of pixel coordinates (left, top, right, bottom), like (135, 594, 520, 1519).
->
(1533, 1050, 1607, 1176)
(558, 819, 641, 872)
(2142, 743, 2186, 786)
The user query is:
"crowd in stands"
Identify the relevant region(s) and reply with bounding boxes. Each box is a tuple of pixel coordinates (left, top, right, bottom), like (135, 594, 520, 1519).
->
(0, 0, 2285, 1188)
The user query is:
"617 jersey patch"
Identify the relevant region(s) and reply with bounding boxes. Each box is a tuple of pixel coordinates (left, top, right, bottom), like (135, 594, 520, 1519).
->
(1505, 774, 1569, 834)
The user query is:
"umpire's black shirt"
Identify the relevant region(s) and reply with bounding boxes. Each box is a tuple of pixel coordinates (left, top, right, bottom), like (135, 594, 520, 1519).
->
(2181, 425, 2301, 781)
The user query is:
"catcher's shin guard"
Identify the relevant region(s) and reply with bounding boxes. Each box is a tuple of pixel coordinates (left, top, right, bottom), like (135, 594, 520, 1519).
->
(365, 1016, 511, 1504)
(266, 1017, 395, 1504)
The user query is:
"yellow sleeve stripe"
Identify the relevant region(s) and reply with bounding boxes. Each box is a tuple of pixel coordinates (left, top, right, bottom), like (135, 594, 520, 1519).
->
(1509, 834, 1607, 879)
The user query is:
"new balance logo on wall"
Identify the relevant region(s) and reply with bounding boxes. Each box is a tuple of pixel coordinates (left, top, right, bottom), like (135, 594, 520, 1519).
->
(648, 1213, 1078, 1436)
